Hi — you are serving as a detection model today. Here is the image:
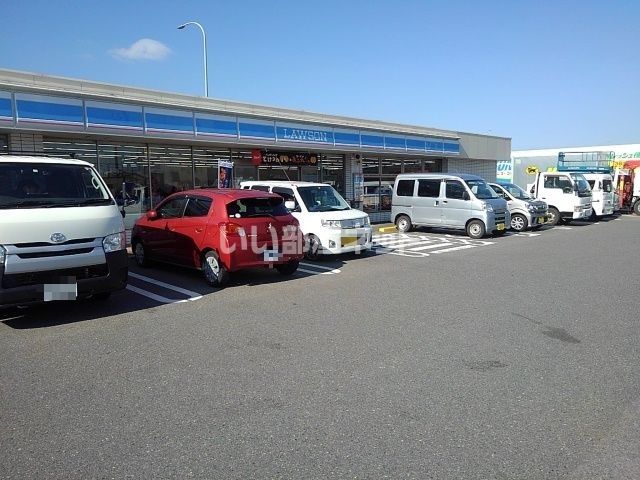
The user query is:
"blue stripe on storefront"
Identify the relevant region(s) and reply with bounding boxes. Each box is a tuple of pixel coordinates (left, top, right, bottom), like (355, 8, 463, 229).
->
(0, 96, 12, 118)
(406, 139, 426, 151)
(385, 136, 406, 149)
(196, 117, 238, 136)
(444, 142, 460, 154)
(145, 113, 193, 132)
(3, 90, 461, 153)
(334, 131, 360, 145)
(361, 134, 385, 148)
(87, 106, 143, 128)
(239, 122, 276, 140)
(16, 100, 83, 123)
(426, 140, 444, 152)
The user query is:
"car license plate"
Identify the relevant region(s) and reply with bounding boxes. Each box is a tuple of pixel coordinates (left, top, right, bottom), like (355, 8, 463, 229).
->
(341, 236, 357, 247)
(496, 223, 505, 231)
(43, 279, 77, 301)
(263, 249, 280, 261)
(538, 217, 545, 224)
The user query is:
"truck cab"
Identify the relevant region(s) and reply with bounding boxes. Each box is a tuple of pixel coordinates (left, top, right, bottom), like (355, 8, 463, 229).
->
(528, 171, 592, 225)
(582, 173, 614, 218)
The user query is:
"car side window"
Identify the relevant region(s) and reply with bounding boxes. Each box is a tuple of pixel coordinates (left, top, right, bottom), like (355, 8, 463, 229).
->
(445, 180, 466, 200)
(157, 196, 188, 218)
(251, 185, 271, 192)
(492, 186, 506, 199)
(183, 197, 212, 217)
(396, 179, 415, 196)
(417, 179, 441, 198)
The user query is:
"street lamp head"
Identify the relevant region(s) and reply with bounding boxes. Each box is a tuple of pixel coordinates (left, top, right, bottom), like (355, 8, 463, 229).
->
(177, 24, 187, 29)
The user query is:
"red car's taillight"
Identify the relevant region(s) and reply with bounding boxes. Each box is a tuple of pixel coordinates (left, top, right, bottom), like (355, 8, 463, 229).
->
(219, 222, 246, 236)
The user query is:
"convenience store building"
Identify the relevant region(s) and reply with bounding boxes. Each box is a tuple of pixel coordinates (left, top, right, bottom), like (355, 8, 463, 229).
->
(0, 68, 510, 223)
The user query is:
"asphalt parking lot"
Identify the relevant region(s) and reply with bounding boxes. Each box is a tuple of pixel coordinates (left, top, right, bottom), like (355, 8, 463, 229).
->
(2, 215, 640, 479)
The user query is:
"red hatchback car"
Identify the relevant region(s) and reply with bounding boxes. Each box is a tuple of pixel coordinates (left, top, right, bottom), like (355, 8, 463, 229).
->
(131, 189, 304, 287)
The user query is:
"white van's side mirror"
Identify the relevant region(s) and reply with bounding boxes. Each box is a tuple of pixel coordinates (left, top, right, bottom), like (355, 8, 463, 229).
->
(284, 200, 296, 210)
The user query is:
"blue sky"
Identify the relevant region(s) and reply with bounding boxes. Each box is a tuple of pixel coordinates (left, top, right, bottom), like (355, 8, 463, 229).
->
(1, 0, 638, 150)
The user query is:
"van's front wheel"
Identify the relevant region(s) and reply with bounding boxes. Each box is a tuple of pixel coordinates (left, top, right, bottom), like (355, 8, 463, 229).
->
(396, 215, 412, 233)
(466, 220, 486, 239)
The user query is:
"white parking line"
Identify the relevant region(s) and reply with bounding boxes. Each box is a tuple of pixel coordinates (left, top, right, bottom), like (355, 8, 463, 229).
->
(409, 242, 453, 251)
(431, 244, 477, 254)
(126, 272, 203, 304)
(298, 262, 341, 275)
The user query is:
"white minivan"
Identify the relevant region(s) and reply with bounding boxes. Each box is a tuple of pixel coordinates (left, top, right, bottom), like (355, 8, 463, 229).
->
(240, 181, 372, 259)
(0, 155, 128, 307)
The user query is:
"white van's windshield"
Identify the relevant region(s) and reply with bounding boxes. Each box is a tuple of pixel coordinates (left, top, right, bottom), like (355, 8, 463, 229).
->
(465, 179, 499, 200)
(0, 162, 113, 209)
(297, 185, 350, 212)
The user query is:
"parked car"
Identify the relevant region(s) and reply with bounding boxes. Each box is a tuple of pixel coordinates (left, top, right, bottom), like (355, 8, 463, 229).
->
(391, 173, 509, 239)
(240, 181, 372, 260)
(131, 189, 304, 287)
(488, 182, 548, 232)
(0, 155, 128, 307)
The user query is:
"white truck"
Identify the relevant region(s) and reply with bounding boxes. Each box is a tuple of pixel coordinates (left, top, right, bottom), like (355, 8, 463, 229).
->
(555, 151, 614, 219)
(528, 171, 592, 225)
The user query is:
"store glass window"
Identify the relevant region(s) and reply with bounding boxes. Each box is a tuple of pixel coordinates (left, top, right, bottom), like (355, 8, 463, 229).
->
(149, 144, 194, 206)
(193, 147, 224, 188)
(0, 135, 8, 154)
(98, 143, 149, 211)
(259, 165, 299, 181)
(362, 157, 379, 176)
(403, 159, 423, 173)
(320, 154, 343, 195)
(381, 158, 402, 176)
(232, 150, 257, 188)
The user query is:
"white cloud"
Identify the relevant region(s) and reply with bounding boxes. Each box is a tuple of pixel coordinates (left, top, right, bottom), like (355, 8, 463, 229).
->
(110, 38, 171, 61)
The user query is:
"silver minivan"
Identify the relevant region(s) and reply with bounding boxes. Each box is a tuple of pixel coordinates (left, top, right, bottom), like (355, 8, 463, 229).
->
(391, 173, 510, 239)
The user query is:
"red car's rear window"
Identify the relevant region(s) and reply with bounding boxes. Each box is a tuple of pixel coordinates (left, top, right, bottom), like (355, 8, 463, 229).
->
(225, 196, 289, 218)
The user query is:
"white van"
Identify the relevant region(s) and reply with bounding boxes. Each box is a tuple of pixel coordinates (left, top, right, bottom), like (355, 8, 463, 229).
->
(391, 173, 510, 239)
(0, 156, 128, 307)
(240, 181, 372, 259)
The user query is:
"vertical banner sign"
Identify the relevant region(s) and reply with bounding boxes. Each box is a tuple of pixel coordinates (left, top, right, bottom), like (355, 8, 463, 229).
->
(218, 161, 234, 188)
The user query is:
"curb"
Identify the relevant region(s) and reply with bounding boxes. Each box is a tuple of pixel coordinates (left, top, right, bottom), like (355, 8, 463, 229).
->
(374, 224, 397, 233)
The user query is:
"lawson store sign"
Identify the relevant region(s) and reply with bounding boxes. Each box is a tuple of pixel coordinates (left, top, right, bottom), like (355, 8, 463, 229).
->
(0, 90, 460, 155)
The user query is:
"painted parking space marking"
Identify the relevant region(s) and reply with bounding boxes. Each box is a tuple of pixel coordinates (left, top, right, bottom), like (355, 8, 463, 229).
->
(372, 233, 494, 258)
(297, 262, 341, 275)
(431, 244, 477, 254)
(126, 271, 203, 304)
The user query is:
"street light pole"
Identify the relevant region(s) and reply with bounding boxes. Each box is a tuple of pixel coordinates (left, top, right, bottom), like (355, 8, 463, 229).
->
(177, 21, 208, 97)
